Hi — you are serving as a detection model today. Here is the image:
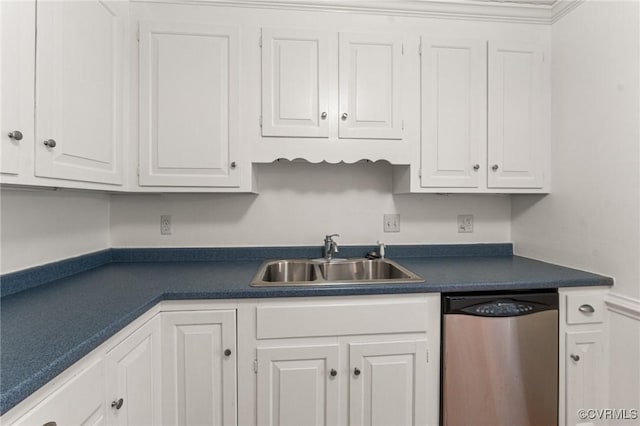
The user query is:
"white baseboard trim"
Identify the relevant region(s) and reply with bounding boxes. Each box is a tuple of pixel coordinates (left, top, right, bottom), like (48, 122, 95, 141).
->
(606, 292, 640, 321)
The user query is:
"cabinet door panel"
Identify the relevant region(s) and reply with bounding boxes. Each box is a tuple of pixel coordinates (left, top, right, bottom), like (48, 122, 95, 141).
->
(34, 0, 123, 185)
(13, 359, 105, 426)
(257, 344, 339, 426)
(349, 340, 428, 426)
(339, 33, 403, 139)
(162, 310, 237, 426)
(262, 28, 329, 137)
(488, 42, 545, 188)
(421, 38, 486, 188)
(565, 330, 606, 426)
(139, 21, 240, 187)
(106, 317, 161, 426)
(0, 0, 34, 176)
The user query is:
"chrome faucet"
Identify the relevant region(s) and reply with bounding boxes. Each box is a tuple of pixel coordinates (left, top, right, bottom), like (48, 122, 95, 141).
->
(324, 234, 340, 261)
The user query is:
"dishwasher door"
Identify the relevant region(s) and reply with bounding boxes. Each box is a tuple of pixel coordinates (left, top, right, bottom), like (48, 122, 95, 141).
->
(442, 292, 558, 426)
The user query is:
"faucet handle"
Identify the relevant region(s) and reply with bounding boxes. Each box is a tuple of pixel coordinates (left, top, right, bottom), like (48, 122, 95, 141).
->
(325, 233, 340, 241)
(376, 240, 386, 259)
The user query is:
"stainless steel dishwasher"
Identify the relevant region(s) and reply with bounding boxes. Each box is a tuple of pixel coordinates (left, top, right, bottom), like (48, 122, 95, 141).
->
(442, 290, 558, 426)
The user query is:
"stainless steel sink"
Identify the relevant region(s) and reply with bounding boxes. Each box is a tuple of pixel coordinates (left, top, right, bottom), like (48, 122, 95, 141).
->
(251, 258, 424, 287)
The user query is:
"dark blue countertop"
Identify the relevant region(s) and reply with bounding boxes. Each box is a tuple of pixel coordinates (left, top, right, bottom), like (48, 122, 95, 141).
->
(0, 244, 613, 415)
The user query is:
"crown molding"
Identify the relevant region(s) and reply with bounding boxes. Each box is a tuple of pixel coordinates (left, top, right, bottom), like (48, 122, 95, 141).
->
(134, 0, 584, 24)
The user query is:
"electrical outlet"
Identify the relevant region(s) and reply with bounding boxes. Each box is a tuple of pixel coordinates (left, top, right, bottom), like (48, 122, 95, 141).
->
(458, 215, 473, 233)
(161, 215, 172, 235)
(383, 214, 400, 233)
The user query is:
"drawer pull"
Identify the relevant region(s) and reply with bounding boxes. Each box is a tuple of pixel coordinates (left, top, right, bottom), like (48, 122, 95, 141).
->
(111, 398, 124, 410)
(43, 422, 57, 426)
(570, 354, 580, 362)
(578, 304, 595, 314)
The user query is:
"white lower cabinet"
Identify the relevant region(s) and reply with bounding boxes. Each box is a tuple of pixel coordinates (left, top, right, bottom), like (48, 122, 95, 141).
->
(349, 340, 428, 426)
(105, 315, 161, 426)
(255, 295, 440, 426)
(161, 310, 237, 426)
(559, 288, 608, 426)
(257, 344, 340, 426)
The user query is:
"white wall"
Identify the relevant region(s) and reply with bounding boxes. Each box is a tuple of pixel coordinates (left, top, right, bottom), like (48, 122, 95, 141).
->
(511, 0, 640, 411)
(111, 162, 511, 247)
(0, 188, 111, 273)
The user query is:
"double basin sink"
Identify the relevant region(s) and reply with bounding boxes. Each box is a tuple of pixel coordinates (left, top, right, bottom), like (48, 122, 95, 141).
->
(251, 258, 424, 287)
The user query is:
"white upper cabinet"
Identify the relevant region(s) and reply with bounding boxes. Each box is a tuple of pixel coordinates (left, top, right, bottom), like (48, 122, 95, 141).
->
(488, 41, 547, 189)
(0, 0, 34, 176)
(261, 28, 330, 138)
(339, 33, 403, 140)
(420, 38, 486, 188)
(34, 0, 124, 185)
(138, 21, 241, 187)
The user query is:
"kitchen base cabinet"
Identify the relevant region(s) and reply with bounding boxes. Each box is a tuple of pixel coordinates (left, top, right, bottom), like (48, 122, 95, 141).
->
(559, 287, 609, 426)
(105, 315, 161, 426)
(161, 310, 237, 426)
(349, 340, 428, 426)
(255, 294, 440, 426)
(256, 344, 340, 426)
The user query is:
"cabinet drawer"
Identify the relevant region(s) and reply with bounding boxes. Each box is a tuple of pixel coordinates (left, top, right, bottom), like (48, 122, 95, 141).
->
(566, 292, 605, 325)
(257, 298, 430, 339)
(12, 358, 105, 426)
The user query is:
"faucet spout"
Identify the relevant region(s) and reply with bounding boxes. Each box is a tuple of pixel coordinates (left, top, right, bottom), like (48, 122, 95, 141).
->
(324, 234, 340, 261)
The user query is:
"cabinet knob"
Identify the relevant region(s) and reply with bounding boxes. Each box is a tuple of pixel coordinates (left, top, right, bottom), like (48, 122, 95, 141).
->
(570, 354, 580, 362)
(578, 304, 595, 314)
(8, 130, 23, 141)
(473, 164, 480, 171)
(230, 161, 237, 169)
(353, 367, 361, 376)
(224, 348, 232, 357)
(321, 112, 327, 119)
(111, 398, 124, 410)
(341, 112, 348, 120)
(330, 368, 337, 377)
(43, 139, 57, 148)
(491, 164, 499, 171)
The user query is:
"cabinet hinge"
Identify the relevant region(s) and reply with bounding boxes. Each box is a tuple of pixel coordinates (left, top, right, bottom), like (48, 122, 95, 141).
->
(253, 359, 258, 373)
(259, 36, 262, 48)
(426, 350, 429, 363)
(418, 44, 422, 56)
(136, 27, 140, 42)
(418, 168, 422, 179)
(259, 116, 263, 128)
(402, 120, 404, 131)
(136, 165, 140, 176)
(401, 43, 404, 55)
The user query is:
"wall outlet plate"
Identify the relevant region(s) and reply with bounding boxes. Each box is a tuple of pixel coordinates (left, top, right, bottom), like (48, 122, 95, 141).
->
(161, 215, 172, 235)
(458, 215, 473, 233)
(384, 214, 400, 233)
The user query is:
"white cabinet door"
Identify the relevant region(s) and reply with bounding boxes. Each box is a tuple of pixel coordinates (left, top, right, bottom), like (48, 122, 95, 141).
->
(0, 0, 34, 176)
(339, 33, 403, 140)
(139, 21, 241, 187)
(12, 359, 106, 426)
(421, 38, 486, 188)
(34, 0, 123, 185)
(257, 344, 340, 426)
(261, 28, 330, 138)
(564, 330, 606, 426)
(161, 310, 237, 426)
(349, 340, 428, 426)
(105, 316, 161, 426)
(488, 41, 546, 189)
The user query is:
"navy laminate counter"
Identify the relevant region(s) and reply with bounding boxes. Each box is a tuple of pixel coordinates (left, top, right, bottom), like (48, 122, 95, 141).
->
(0, 245, 613, 415)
